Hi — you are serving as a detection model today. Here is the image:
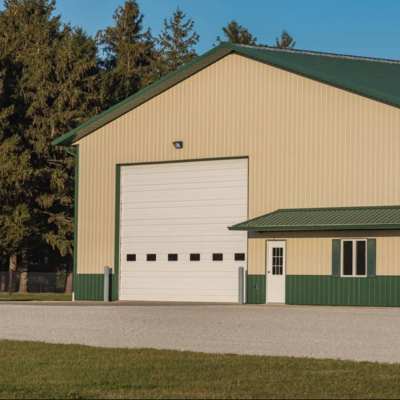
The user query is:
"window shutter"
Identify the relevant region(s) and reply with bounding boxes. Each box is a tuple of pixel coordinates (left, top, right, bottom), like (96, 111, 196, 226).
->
(332, 239, 341, 278)
(367, 239, 377, 278)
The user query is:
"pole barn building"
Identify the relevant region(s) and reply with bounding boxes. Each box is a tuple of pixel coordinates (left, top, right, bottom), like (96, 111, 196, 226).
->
(53, 43, 400, 306)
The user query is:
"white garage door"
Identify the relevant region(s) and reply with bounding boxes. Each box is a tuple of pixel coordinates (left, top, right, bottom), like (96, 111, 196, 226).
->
(120, 159, 248, 303)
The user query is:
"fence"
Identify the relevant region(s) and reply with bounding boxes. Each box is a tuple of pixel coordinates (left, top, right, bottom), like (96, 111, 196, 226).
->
(0, 272, 71, 294)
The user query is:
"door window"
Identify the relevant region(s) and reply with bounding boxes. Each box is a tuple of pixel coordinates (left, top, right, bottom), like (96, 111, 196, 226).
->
(272, 247, 284, 275)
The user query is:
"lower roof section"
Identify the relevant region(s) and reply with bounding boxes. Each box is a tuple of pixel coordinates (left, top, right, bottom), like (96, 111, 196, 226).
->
(228, 206, 400, 232)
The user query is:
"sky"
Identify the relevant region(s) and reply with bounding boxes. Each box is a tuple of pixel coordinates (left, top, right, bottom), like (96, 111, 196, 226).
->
(4, 0, 400, 60)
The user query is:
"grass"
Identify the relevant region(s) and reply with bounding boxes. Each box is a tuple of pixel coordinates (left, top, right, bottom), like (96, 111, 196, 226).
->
(0, 341, 399, 399)
(0, 293, 71, 302)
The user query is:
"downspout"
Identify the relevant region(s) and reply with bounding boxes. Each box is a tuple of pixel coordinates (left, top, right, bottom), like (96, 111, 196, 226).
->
(66, 146, 77, 302)
(66, 147, 76, 158)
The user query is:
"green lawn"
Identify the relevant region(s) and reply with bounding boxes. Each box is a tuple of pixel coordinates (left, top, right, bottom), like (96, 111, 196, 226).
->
(0, 293, 71, 302)
(0, 341, 399, 399)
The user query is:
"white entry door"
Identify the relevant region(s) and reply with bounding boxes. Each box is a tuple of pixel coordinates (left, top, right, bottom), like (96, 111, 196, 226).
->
(267, 241, 286, 304)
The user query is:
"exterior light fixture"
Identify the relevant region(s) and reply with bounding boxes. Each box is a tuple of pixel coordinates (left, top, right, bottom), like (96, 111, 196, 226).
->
(173, 141, 183, 149)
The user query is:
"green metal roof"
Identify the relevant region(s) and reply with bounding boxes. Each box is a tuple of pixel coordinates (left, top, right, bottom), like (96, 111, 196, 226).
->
(52, 43, 400, 147)
(229, 206, 400, 232)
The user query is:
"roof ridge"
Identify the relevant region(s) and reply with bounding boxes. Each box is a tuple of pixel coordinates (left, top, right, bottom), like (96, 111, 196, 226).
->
(234, 44, 400, 65)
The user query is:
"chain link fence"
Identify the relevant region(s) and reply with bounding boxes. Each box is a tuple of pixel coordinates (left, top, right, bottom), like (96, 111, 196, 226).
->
(0, 271, 71, 294)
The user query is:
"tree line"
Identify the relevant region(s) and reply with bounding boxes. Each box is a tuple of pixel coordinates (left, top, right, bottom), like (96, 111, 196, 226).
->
(0, 0, 295, 293)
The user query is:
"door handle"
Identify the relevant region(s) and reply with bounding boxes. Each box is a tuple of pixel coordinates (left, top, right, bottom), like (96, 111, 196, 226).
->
(268, 271, 271, 274)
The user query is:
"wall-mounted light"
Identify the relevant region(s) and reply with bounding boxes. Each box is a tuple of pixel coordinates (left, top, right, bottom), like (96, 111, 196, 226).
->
(173, 141, 183, 149)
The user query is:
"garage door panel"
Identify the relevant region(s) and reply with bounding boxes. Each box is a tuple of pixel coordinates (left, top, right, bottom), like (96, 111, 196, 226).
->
(122, 169, 248, 184)
(121, 242, 248, 254)
(121, 224, 246, 235)
(121, 294, 237, 303)
(121, 232, 246, 241)
(122, 211, 247, 222)
(121, 259, 247, 267)
(122, 189, 248, 204)
(121, 217, 240, 227)
(120, 265, 246, 273)
(122, 160, 246, 176)
(121, 253, 247, 263)
(122, 288, 238, 296)
(122, 182, 247, 194)
(121, 278, 238, 290)
(120, 159, 248, 303)
(122, 204, 246, 215)
(123, 199, 247, 210)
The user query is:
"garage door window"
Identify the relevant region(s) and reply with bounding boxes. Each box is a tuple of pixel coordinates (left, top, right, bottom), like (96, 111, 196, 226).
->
(190, 254, 201, 261)
(213, 254, 223, 261)
(168, 254, 178, 262)
(127, 254, 136, 262)
(147, 254, 157, 262)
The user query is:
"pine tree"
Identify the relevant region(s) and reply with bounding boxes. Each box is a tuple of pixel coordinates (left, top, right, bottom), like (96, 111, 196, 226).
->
(276, 29, 296, 49)
(97, 0, 156, 103)
(216, 20, 257, 46)
(156, 7, 199, 76)
(0, 57, 33, 261)
(0, 0, 101, 292)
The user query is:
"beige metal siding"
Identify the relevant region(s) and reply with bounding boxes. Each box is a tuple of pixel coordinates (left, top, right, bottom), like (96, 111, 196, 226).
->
(251, 230, 400, 276)
(77, 54, 400, 276)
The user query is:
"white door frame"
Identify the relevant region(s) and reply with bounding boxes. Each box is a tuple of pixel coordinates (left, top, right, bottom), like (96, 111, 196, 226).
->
(266, 241, 287, 304)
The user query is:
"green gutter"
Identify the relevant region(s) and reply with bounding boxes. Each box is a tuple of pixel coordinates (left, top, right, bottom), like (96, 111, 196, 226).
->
(229, 224, 400, 232)
(66, 147, 76, 158)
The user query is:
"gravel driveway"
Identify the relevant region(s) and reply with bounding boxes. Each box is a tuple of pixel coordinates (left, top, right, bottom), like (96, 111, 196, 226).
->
(0, 303, 399, 363)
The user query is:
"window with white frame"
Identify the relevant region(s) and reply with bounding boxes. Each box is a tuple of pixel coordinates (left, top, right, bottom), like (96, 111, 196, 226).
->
(342, 240, 367, 277)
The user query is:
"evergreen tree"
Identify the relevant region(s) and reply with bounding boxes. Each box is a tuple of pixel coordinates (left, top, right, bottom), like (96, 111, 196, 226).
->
(97, 0, 156, 103)
(0, 0, 101, 291)
(216, 20, 257, 46)
(276, 29, 296, 49)
(0, 56, 33, 259)
(156, 7, 199, 76)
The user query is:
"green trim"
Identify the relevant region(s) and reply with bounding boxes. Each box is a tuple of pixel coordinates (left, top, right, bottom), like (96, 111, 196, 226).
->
(117, 156, 248, 168)
(233, 45, 400, 108)
(51, 43, 400, 148)
(275, 205, 400, 212)
(72, 146, 79, 296)
(66, 147, 76, 158)
(74, 274, 104, 301)
(367, 239, 377, 278)
(113, 166, 121, 301)
(51, 44, 232, 147)
(229, 206, 400, 232)
(286, 275, 400, 307)
(247, 275, 266, 304)
(230, 224, 400, 232)
(332, 239, 341, 278)
(112, 157, 248, 302)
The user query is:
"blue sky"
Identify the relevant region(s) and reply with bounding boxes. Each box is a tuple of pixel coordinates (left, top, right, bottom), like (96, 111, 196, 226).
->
(5, 0, 400, 60)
